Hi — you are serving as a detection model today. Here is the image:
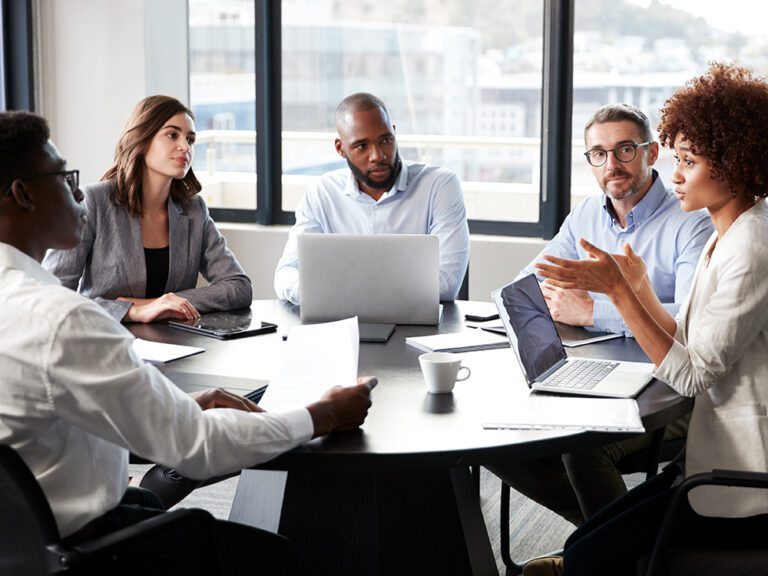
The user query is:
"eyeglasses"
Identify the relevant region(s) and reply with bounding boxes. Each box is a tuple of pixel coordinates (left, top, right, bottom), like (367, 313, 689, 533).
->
(3, 169, 80, 197)
(584, 142, 651, 167)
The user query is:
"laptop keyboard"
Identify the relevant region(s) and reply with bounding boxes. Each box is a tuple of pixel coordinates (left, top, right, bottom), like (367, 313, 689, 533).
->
(540, 359, 620, 390)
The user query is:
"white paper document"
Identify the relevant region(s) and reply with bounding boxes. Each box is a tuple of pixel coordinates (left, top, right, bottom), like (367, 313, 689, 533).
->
(406, 330, 509, 353)
(483, 396, 644, 433)
(132, 338, 204, 364)
(259, 317, 359, 412)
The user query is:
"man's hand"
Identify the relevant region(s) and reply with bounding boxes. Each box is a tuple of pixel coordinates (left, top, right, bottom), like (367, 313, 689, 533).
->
(190, 388, 264, 413)
(120, 293, 200, 324)
(541, 280, 594, 326)
(307, 377, 375, 438)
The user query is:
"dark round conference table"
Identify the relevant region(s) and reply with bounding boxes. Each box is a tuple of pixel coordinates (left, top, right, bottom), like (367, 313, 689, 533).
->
(130, 300, 692, 576)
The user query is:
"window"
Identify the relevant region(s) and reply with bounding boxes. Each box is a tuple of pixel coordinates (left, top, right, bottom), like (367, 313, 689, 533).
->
(188, 0, 257, 211)
(188, 0, 768, 237)
(0, 1, 6, 111)
(280, 1, 545, 225)
(1, 0, 34, 112)
(571, 0, 768, 208)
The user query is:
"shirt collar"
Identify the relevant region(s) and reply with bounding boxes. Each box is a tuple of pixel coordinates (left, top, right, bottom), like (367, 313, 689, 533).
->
(344, 160, 408, 201)
(0, 242, 60, 286)
(602, 169, 665, 228)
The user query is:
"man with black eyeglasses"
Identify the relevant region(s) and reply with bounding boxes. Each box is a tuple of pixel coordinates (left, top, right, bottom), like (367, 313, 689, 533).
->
(488, 104, 713, 529)
(0, 110, 373, 574)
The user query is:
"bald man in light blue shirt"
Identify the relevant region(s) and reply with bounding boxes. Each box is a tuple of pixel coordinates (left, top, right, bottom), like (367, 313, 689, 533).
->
(274, 93, 469, 305)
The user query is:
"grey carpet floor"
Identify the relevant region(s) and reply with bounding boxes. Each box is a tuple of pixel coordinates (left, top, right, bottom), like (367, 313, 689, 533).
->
(129, 464, 645, 575)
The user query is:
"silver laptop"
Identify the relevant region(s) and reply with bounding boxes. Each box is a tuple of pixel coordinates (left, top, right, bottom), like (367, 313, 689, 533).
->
(298, 233, 440, 325)
(491, 274, 654, 398)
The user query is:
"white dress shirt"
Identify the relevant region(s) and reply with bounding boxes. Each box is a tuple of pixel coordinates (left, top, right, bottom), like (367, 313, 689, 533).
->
(274, 161, 470, 304)
(0, 243, 313, 537)
(655, 199, 768, 518)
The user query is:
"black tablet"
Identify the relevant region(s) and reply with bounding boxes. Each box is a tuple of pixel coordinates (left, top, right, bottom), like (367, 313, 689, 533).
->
(168, 309, 277, 340)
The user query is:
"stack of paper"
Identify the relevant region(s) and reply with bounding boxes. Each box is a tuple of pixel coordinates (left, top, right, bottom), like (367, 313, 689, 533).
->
(405, 330, 509, 353)
(483, 396, 644, 433)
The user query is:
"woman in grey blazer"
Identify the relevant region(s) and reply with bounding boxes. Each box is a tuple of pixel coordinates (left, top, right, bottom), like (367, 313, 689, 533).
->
(43, 95, 252, 323)
(43, 95, 254, 509)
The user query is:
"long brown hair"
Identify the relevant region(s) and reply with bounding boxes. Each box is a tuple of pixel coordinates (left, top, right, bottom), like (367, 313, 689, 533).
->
(103, 95, 202, 215)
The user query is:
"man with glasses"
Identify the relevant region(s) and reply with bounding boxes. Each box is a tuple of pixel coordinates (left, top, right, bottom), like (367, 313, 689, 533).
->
(488, 104, 713, 528)
(0, 111, 373, 573)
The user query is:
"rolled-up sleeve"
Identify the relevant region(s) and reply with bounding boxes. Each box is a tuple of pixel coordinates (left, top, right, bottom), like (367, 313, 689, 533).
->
(654, 250, 768, 397)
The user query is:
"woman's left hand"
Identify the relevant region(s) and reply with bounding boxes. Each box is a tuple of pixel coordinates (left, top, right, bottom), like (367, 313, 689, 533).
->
(534, 238, 628, 297)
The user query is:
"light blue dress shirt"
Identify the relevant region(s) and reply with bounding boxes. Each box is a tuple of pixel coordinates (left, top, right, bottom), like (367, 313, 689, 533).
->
(516, 171, 713, 336)
(274, 161, 470, 305)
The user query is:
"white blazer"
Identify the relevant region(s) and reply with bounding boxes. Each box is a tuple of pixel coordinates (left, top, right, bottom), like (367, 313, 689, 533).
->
(656, 198, 768, 518)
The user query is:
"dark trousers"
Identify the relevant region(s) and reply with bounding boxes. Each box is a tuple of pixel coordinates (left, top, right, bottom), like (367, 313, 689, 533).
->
(64, 487, 304, 576)
(562, 465, 768, 576)
(487, 419, 688, 526)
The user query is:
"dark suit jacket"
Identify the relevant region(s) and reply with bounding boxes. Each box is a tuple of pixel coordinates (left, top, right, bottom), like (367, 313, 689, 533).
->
(42, 180, 252, 321)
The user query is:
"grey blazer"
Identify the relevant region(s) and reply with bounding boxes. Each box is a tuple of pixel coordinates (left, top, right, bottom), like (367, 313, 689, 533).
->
(43, 180, 252, 321)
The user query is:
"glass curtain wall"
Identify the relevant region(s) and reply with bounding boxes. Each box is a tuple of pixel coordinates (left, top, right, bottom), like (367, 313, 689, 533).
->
(280, 0, 545, 223)
(571, 0, 768, 207)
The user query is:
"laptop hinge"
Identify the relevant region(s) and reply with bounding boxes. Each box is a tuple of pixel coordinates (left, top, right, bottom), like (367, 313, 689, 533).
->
(532, 357, 568, 385)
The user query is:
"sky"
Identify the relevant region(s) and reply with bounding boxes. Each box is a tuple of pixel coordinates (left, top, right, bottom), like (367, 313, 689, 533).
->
(627, 0, 767, 36)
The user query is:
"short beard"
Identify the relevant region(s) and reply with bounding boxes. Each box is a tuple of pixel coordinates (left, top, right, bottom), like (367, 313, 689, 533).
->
(347, 155, 402, 192)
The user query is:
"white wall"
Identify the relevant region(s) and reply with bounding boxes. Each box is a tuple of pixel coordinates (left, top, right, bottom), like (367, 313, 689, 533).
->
(37, 0, 188, 185)
(219, 224, 546, 302)
(38, 0, 147, 185)
(38, 0, 548, 303)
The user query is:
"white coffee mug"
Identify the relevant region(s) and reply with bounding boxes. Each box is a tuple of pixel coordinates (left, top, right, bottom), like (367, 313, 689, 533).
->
(419, 352, 471, 394)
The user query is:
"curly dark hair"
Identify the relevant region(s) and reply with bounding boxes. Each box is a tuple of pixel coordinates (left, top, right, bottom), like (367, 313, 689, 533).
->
(657, 62, 768, 198)
(0, 111, 50, 192)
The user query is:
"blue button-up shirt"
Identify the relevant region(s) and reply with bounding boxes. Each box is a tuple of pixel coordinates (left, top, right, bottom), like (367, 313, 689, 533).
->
(517, 171, 713, 335)
(274, 161, 470, 304)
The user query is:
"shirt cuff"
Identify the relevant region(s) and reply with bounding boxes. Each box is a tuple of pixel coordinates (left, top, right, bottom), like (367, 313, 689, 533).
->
(652, 338, 689, 393)
(591, 299, 631, 336)
(280, 407, 314, 443)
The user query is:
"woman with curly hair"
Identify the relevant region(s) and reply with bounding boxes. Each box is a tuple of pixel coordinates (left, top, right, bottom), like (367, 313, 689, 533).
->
(523, 62, 768, 576)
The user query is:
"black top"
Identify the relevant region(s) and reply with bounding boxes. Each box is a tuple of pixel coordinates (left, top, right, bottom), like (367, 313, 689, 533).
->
(144, 246, 169, 298)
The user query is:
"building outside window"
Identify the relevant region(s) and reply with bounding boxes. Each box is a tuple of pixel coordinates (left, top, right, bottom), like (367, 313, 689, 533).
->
(188, 0, 768, 232)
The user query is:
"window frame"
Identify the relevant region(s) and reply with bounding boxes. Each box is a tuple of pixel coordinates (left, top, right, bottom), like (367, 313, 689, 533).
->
(1, 0, 35, 111)
(205, 0, 575, 238)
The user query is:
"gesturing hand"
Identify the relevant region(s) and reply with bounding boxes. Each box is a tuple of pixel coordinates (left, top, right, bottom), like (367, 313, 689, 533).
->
(534, 239, 629, 297)
(612, 242, 648, 293)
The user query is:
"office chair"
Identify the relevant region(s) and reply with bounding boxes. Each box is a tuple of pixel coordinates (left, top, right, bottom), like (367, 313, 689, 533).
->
(0, 444, 222, 575)
(499, 426, 685, 575)
(641, 468, 768, 576)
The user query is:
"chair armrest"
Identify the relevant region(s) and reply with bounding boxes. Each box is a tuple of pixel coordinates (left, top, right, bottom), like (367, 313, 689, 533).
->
(49, 508, 219, 573)
(645, 469, 768, 576)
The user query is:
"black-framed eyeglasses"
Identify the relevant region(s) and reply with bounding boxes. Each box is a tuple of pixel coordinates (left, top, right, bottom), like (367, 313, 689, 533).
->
(3, 169, 80, 197)
(584, 142, 651, 167)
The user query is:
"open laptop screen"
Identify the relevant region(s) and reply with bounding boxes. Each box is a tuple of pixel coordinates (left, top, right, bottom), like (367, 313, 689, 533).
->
(494, 274, 568, 383)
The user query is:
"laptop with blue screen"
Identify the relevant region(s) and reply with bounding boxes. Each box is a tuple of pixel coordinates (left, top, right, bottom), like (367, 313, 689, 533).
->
(491, 274, 654, 398)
